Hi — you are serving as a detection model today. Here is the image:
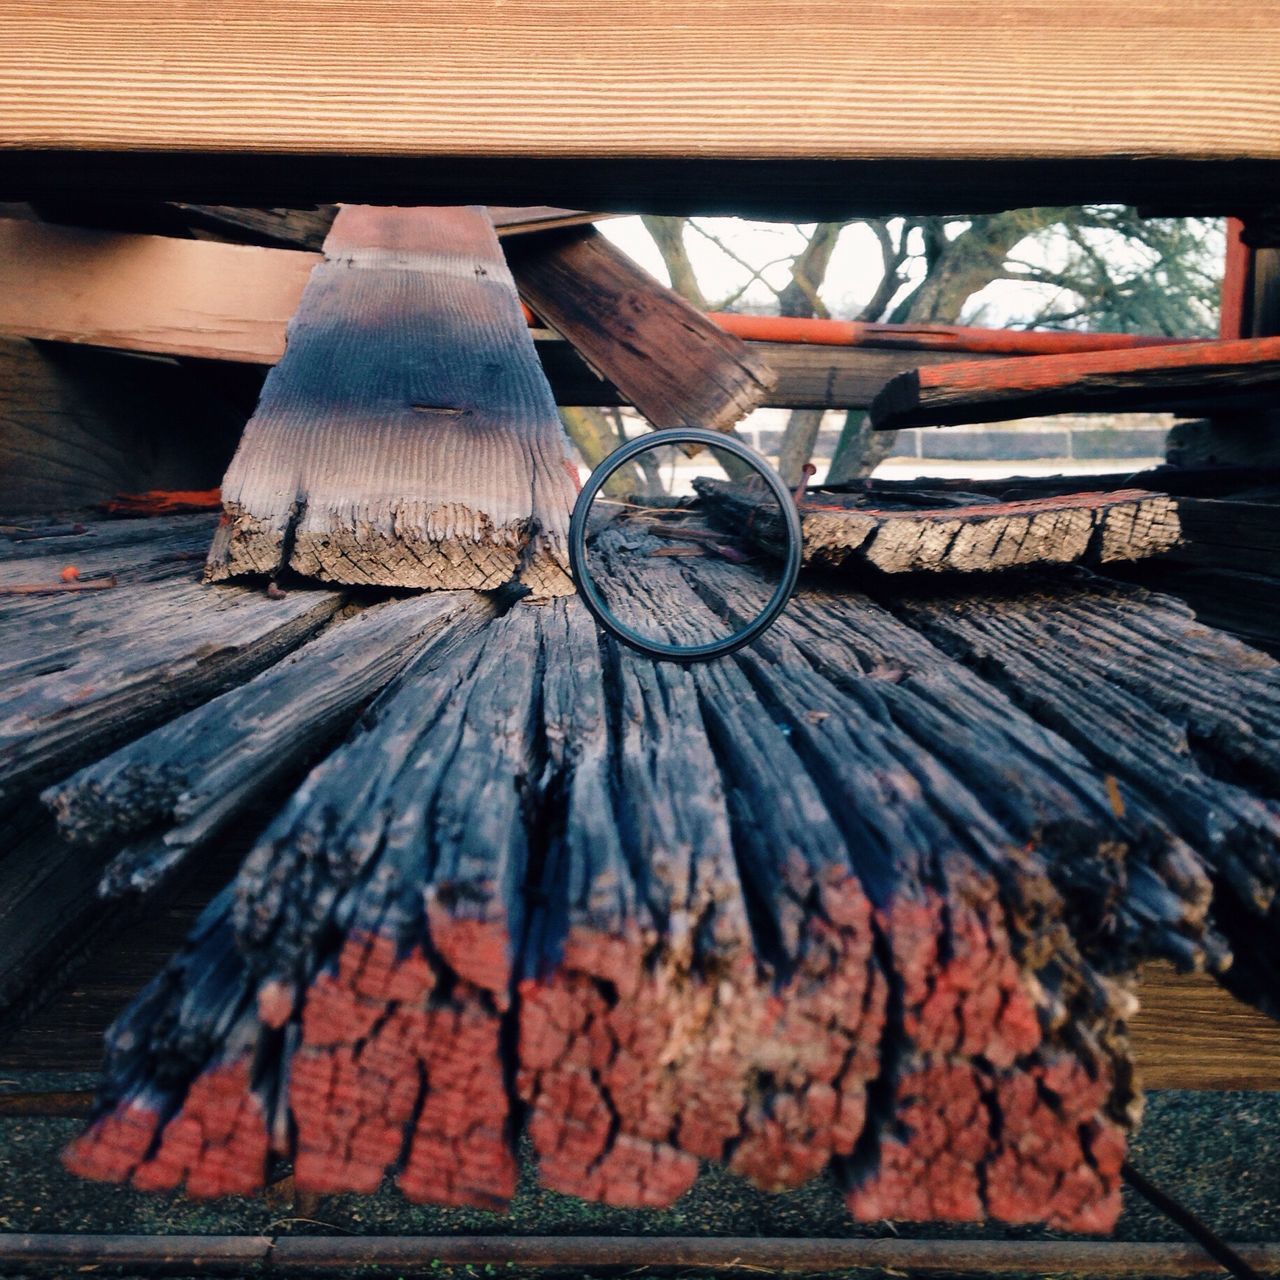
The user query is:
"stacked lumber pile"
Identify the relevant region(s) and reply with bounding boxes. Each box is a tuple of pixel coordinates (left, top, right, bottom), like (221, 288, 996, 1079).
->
(19, 515, 1273, 1232)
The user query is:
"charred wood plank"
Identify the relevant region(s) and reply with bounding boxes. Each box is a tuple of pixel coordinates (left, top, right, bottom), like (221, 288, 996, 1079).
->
(697, 479, 1181, 574)
(895, 577, 1280, 1018)
(506, 226, 776, 431)
(1165, 498, 1280, 576)
(688, 557, 1216, 974)
(206, 206, 577, 596)
(871, 338, 1280, 430)
(590, 545, 1132, 1230)
(0, 579, 341, 810)
(44, 591, 493, 899)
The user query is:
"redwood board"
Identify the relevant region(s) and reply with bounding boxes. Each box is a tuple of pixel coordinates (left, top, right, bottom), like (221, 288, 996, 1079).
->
(871, 337, 1280, 430)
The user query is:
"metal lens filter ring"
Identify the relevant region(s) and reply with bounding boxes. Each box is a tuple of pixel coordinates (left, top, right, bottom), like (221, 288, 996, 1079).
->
(567, 427, 802, 661)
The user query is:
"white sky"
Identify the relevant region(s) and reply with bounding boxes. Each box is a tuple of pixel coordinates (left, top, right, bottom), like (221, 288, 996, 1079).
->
(599, 215, 1222, 330)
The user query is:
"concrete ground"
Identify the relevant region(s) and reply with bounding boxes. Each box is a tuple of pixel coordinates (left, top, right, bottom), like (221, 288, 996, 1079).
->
(0, 1074, 1276, 1277)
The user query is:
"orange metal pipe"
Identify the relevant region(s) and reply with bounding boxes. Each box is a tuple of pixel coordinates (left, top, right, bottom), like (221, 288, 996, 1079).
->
(524, 299, 1189, 356)
(706, 312, 1192, 355)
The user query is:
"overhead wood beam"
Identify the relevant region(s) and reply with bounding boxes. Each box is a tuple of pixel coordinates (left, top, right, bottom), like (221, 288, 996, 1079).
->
(871, 337, 1280, 430)
(0, 2, 1277, 214)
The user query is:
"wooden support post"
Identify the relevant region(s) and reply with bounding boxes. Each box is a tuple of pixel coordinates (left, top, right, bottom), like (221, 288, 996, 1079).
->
(205, 206, 578, 595)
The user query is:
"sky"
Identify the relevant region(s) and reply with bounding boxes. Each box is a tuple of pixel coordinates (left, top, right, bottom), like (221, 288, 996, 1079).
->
(599, 214, 1224, 331)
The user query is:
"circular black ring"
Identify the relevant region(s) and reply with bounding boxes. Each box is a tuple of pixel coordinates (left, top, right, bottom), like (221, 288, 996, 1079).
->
(568, 428, 803, 662)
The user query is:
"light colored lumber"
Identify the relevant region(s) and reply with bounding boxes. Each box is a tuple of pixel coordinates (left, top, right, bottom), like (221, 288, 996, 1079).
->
(0, 1, 1276, 171)
(206, 205, 578, 595)
(0, 218, 313, 362)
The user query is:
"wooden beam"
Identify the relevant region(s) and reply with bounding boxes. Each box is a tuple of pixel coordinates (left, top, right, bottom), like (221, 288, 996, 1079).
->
(0, 218, 1004, 409)
(871, 337, 1280, 430)
(695, 481, 1182, 574)
(0, 575, 342, 812)
(205, 205, 578, 595)
(506, 226, 775, 430)
(44, 592, 494, 900)
(0, 218, 313, 363)
(0, 2, 1277, 215)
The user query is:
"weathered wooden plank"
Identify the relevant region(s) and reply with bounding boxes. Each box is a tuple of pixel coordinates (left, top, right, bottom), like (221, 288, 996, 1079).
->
(0, 580, 342, 810)
(697, 480, 1182, 574)
(0, 1, 1278, 217)
(1165, 497, 1280, 576)
(506, 226, 775, 431)
(871, 338, 1280, 430)
(0, 514, 216, 589)
(44, 591, 493, 899)
(206, 205, 577, 595)
(0, 219, 313, 362)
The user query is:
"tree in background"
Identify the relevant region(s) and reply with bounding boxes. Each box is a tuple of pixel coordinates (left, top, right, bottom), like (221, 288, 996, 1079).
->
(635, 208, 1222, 482)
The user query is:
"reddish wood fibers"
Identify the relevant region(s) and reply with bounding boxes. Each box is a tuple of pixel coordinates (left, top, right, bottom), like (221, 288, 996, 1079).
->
(290, 932, 516, 1209)
(519, 873, 885, 1205)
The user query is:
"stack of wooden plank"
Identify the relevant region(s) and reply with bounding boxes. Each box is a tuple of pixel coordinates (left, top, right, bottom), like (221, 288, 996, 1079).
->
(4, 513, 1272, 1232)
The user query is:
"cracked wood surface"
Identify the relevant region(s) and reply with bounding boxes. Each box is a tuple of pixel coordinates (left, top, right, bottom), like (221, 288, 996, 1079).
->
(205, 205, 577, 595)
(696, 480, 1182, 575)
(41, 517, 1278, 1228)
(0, 572, 342, 815)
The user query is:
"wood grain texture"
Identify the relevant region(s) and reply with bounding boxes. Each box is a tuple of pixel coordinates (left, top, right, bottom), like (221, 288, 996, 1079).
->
(0, 578, 342, 811)
(206, 205, 578, 595)
(0, 1, 1277, 175)
(697, 481, 1182, 574)
(45, 591, 494, 900)
(507, 226, 775, 431)
(871, 338, 1280, 430)
(1132, 965, 1280, 1090)
(0, 338, 246, 514)
(0, 219, 314, 362)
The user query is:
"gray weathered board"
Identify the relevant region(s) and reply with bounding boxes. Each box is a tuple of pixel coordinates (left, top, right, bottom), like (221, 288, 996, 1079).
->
(696, 480, 1182, 575)
(207, 205, 578, 595)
